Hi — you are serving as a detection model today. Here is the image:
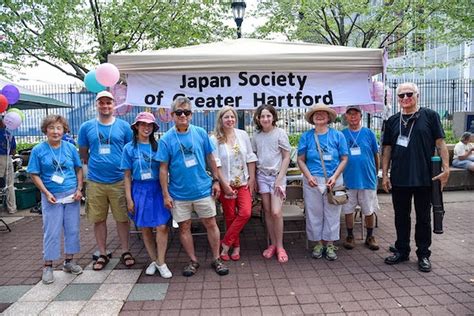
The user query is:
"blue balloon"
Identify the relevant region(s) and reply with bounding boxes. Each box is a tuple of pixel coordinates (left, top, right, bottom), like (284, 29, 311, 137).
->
(1, 84, 20, 104)
(84, 70, 106, 93)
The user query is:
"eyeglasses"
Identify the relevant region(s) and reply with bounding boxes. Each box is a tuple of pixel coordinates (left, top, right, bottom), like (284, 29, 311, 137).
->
(174, 109, 192, 117)
(398, 92, 414, 99)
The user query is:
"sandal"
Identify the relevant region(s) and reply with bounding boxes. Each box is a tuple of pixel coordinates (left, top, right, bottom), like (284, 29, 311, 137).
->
(182, 260, 200, 277)
(211, 258, 229, 276)
(276, 248, 288, 263)
(93, 255, 109, 271)
(230, 247, 240, 261)
(262, 245, 276, 259)
(121, 252, 135, 268)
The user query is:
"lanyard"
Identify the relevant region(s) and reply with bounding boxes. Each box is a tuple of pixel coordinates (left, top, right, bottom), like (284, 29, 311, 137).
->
(399, 112, 416, 139)
(48, 141, 65, 175)
(137, 143, 152, 174)
(96, 119, 114, 146)
(348, 128, 361, 148)
(314, 130, 330, 153)
(174, 126, 194, 161)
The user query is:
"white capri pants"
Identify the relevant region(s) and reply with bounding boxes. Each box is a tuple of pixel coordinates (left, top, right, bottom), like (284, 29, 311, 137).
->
(303, 176, 343, 242)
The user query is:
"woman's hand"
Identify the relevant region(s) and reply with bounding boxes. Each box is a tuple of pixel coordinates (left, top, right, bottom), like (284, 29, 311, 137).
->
(45, 191, 57, 204)
(306, 175, 317, 187)
(126, 198, 135, 214)
(222, 183, 236, 197)
(73, 189, 83, 201)
(247, 177, 256, 195)
(327, 176, 337, 189)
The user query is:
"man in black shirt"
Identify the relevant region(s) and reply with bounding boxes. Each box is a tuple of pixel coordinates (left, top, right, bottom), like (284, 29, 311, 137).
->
(382, 82, 449, 272)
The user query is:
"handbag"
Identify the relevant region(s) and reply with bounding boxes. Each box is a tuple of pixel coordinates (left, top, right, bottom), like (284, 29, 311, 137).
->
(314, 133, 348, 205)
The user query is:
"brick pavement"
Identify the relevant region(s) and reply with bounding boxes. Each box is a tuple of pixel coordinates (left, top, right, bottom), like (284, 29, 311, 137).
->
(0, 191, 473, 315)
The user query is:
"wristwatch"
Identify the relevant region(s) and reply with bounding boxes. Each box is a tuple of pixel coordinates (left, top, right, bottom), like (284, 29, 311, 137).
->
(212, 178, 219, 183)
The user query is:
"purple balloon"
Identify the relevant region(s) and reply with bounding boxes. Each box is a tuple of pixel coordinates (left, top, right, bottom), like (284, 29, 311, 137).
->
(1, 84, 20, 105)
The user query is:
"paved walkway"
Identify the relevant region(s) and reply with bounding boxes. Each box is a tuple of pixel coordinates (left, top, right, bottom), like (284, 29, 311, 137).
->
(0, 191, 473, 315)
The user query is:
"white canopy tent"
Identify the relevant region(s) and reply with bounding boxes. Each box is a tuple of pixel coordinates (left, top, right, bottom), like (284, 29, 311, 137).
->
(108, 39, 385, 110)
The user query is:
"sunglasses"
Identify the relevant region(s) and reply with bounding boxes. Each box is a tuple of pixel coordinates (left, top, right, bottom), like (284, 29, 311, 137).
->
(398, 92, 414, 99)
(174, 109, 192, 116)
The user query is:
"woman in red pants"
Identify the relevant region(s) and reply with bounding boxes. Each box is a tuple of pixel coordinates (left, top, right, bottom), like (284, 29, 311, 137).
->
(211, 106, 257, 261)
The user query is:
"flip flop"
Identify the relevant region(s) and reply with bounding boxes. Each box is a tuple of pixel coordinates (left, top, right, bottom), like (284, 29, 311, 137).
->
(277, 248, 288, 263)
(262, 245, 276, 259)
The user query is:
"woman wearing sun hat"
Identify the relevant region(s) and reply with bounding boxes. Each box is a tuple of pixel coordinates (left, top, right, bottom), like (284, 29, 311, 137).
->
(297, 104, 348, 261)
(121, 112, 172, 278)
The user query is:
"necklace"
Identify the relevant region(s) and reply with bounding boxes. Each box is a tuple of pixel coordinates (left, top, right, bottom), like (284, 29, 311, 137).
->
(401, 112, 417, 128)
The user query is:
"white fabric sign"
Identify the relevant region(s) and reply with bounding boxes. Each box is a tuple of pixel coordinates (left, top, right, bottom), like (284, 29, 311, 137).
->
(126, 72, 372, 110)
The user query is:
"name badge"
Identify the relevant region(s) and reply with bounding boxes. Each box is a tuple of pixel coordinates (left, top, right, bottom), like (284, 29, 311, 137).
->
(99, 144, 111, 155)
(51, 173, 65, 184)
(396, 135, 410, 147)
(141, 172, 152, 180)
(350, 147, 361, 156)
(184, 154, 197, 168)
(323, 154, 332, 161)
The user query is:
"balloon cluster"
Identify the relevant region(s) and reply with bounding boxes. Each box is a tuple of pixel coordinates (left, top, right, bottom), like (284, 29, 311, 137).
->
(83, 63, 120, 92)
(0, 84, 24, 130)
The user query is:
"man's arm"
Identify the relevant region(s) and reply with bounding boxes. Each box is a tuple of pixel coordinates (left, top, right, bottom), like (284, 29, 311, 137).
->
(159, 162, 173, 209)
(433, 138, 450, 190)
(79, 147, 89, 165)
(206, 153, 221, 199)
(382, 145, 392, 193)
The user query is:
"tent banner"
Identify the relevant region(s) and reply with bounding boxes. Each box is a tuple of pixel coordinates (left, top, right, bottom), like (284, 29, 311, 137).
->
(126, 71, 373, 110)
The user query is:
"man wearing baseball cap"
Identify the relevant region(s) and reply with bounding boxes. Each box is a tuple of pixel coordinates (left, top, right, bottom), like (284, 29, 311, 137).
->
(78, 90, 134, 270)
(341, 105, 380, 251)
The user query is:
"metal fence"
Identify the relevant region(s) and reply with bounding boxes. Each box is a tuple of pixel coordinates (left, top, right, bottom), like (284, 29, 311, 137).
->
(15, 79, 473, 144)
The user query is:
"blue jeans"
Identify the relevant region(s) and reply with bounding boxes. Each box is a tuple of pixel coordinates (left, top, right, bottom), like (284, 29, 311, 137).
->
(42, 189, 81, 261)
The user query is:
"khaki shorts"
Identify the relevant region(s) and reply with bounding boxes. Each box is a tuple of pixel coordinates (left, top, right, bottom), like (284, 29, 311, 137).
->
(85, 180, 128, 223)
(342, 189, 379, 215)
(172, 196, 216, 223)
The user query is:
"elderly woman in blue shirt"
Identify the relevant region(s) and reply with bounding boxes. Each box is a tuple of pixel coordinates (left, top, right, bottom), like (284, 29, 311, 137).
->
(28, 115, 83, 284)
(297, 104, 348, 261)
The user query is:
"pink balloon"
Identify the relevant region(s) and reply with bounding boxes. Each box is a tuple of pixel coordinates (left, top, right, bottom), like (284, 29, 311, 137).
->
(96, 63, 120, 87)
(114, 103, 132, 116)
(3, 111, 22, 130)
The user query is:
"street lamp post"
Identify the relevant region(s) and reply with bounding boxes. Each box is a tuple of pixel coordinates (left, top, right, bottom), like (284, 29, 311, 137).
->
(231, 0, 246, 129)
(231, 0, 246, 39)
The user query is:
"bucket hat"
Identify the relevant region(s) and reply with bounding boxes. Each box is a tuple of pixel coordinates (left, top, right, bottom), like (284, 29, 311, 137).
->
(131, 112, 158, 131)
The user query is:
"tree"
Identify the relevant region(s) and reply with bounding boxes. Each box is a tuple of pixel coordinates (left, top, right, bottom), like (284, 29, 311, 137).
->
(253, 0, 473, 57)
(0, 0, 233, 81)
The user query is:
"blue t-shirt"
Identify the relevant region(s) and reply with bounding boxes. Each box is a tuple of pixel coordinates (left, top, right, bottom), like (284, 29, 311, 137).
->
(157, 125, 215, 201)
(297, 128, 348, 178)
(27, 141, 82, 194)
(121, 142, 160, 181)
(342, 127, 379, 190)
(0, 128, 16, 155)
(78, 118, 132, 183)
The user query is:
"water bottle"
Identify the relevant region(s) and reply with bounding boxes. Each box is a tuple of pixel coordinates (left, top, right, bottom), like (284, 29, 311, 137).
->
(431, 155, 444, 234)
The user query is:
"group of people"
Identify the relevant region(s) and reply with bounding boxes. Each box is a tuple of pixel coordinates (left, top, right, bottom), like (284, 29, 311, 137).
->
(25, 82, 452, 285)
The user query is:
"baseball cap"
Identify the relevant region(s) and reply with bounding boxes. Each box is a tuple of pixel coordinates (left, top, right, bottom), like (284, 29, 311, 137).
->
(345, 105, 362, 113)
(95, 91, 115, 101)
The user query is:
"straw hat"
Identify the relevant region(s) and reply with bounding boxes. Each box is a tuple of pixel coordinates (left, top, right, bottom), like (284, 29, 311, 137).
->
(304, 104, 337, 124)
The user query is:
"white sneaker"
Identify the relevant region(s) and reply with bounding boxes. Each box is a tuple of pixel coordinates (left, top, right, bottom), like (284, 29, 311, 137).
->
(156, 263, 172, 279)
(145, 262, 157, 276)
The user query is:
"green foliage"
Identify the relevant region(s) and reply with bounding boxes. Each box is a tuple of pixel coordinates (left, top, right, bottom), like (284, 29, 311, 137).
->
(0, 1, 233, 80)
(254, 0, 473, 58)
(16, 142, 39, 152)
(288, 133, 301, 147)
(444, 129, 457, 144)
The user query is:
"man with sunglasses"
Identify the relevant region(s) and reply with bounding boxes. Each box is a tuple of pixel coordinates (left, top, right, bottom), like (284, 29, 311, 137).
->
(157, 97, 229, 277)
(382, 82, 449, 272)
